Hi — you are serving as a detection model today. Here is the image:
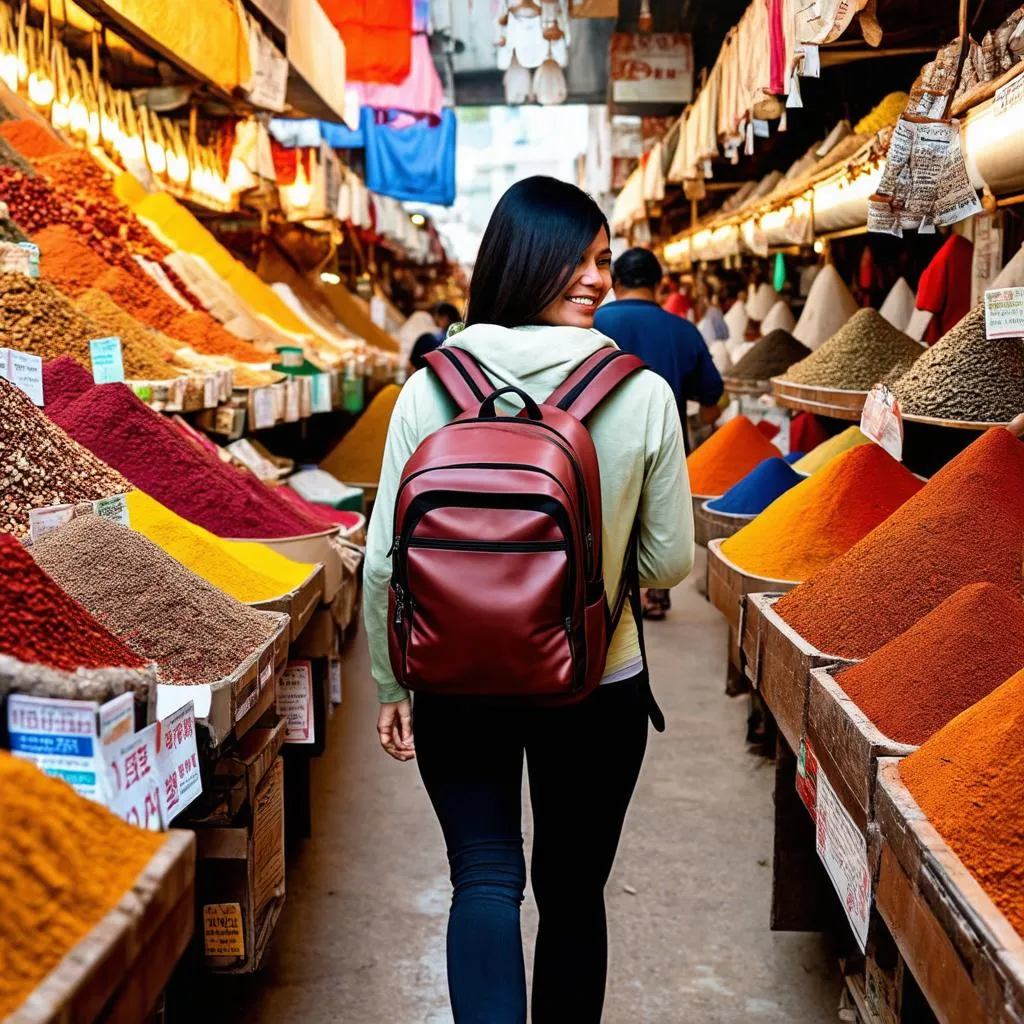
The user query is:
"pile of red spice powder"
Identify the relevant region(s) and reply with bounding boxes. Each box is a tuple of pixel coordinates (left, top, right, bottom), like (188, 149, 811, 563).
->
(0, 533, 145, 671)
(836, 583, 1024, 745)
(278, 485, 363, 530)
(47, 382, 333, 539)
(775, 428, 1024, 659)
(42, 356, 94, 415)
(0, 118, 65, 160)
(900, 667, 1024, 937)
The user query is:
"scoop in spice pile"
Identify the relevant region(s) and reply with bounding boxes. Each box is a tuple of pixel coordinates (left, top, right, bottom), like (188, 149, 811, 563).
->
(725, 329, 811, 383)
(684, 415, 781, 496)
(781, 308, 923, 391)
(47, 381, 332, 539)
(0, 377, 129, 539)
(836, 583, 1024, 746)
(891, 305, 1024, 423)
(720, 443, 923, 582)
(774, 427, 1024, 659)
(0, 751, 164, 1019)
(900, 667, 1024, 937)
(32, 514, 279, 685)
(0, 533, 145, 671)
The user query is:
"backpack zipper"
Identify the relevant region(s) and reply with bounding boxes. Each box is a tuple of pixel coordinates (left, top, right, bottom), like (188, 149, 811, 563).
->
(408, 538, 565, 552)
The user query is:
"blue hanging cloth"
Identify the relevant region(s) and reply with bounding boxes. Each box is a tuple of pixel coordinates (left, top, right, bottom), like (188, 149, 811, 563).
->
(269, 118, 365, 149)
(362, 107, 457, 207)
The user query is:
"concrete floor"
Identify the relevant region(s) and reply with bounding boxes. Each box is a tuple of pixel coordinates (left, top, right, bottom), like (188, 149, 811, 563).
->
(217, 555, 840, 1022)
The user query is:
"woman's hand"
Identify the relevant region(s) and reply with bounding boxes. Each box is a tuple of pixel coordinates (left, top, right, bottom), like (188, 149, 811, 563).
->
(377, 699, 415, 761)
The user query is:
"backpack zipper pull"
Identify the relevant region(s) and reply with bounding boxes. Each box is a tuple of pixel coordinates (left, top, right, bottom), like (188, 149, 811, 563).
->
(394, 585, 404, 625)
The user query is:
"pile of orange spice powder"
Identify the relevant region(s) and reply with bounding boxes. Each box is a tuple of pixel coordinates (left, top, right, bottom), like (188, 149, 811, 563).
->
(685, 415, 780, 496)
(0, 752, 163, 1016)
(900, 667, 1024, 937)
(775, 428, 1024, 659)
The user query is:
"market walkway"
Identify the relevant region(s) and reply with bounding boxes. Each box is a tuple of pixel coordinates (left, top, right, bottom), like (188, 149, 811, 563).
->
(214, 555, 840, 1023)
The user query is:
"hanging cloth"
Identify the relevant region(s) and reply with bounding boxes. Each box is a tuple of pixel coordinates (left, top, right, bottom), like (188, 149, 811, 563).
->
(352, 33, 445, 122)
(362, 107, 457, 206)
(915, 234, 975, 345)
(319, 0, 413, 84)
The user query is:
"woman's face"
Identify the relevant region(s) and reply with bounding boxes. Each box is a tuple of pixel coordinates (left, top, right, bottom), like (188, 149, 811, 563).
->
(537, 229, 613, 328)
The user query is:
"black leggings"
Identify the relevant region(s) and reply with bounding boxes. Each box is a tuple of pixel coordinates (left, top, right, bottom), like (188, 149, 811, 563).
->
(415, 677, 650, 1024)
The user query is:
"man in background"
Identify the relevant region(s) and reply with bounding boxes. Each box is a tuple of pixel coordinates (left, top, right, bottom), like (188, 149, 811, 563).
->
(432, 302, 462, 343)
(594, 247, 725, 620)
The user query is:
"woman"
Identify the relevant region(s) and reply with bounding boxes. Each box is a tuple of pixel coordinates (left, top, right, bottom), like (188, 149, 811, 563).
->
(363, 176, 694, 1023)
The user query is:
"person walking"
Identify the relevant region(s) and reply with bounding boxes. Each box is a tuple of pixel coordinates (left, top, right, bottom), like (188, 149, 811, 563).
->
(594, 247, 724, 620)
(363, 176, 693, 1024)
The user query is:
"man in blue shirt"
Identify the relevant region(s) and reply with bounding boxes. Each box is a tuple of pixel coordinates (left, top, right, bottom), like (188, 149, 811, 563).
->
(594, 248, 724, 620)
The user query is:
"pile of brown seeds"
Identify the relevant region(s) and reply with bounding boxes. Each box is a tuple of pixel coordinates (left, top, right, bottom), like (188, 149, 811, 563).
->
(0, 378, 129, 538)
(0, 273, 103, 364)
(782, 308, 923, 390)
(32, 515, 278, 685)
(727, 329, 812, 382)
(891, 305, 1024, 422)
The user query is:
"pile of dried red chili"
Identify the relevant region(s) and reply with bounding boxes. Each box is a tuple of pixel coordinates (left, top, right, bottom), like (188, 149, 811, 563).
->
(0, 533, 145, 672)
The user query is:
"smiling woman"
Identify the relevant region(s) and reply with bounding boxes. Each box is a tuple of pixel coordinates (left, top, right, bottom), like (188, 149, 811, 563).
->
(465, 175, 612, 328)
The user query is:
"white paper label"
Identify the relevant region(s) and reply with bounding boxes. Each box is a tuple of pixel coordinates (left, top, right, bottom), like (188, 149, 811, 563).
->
(370, 296, 387, 329)
(155, 701, 202, 822)
(786, 72, 803, 108)
(7, 694, 103, 801)
(798, 43, 821, 78)
(28, 502, 75, 542)
(90, 336, 125, 384)
(329, 658, 342, 704)
(996, 74, 1024, 116)
(93, 493, 130, 527)
(815, 769, 870, 952)
(752, 118, 770, 139)
(860, 384, 904, 461)
(251, 386, 276, 429)
(99, 692, 135, 749)
(0, 348, 43, 405)
(277, 660, 315, 744)
(203, 375, 218, 408)
(105, 722, 163, 830)
(20, 242, 39, 278)
(0, 241, 31, 275)
(984, 286, 1024, 339)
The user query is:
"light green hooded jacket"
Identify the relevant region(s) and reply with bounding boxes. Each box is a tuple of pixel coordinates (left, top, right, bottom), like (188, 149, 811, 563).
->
(363, 323, 695, 703)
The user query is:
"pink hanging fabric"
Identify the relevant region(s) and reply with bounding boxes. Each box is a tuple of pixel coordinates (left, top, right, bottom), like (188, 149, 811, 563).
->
(351, 34, 445, 123)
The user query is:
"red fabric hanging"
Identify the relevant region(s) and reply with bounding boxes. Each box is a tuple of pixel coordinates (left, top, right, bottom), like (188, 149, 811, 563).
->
(915, 234, 974, 345)
(318, 0, 413, 84)
(790, 412, 829, 455)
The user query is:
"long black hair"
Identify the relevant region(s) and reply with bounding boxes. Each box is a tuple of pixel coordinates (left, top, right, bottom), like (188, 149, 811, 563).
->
(466, 176, 609, 328)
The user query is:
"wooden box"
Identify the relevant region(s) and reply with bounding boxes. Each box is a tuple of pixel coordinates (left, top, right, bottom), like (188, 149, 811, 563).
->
(13, 831, 195, 1024)
(753, 594, 852, 753)
(805, 666, 913, 835)
(874, 760, 1024, 1023)
(249, 564, 325, 642)
(195, 757, 286, 974)
(693, 501, 753, 548)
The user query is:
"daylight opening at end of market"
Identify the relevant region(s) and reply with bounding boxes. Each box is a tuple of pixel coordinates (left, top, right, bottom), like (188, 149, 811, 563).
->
(1, 0, 1024, 1022)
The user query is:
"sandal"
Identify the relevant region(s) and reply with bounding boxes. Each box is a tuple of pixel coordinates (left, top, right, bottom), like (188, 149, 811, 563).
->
(642, 595, 667, 621)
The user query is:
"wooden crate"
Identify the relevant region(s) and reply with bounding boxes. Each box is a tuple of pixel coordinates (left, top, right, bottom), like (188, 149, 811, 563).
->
(249, 564, 325, 643)
(874, 760, 1024, 1023)
(12, 830, 195, 1024)
(744, 593, 846, 751)
(706, 540, 796, 633)
(693, 500, 753, 548)
(691, 493, 713, 546)
(805, 666, 914, 835)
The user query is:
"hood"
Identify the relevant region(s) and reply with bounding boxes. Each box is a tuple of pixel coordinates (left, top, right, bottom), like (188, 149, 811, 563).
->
(446, 323, 617, 403)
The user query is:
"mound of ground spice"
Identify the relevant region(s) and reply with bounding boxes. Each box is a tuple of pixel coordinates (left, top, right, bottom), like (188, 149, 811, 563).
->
(0, 533, 145, 671)
(0, 378, 129, 539)
(48, 382, 330, 539)
(42, 355, 100, 414)
(891, 305, 1024, 422)
(706, 457, 803, 516)
(782, 309, 923, 390)
(321, 384, 403, 486)
(682, 415, 781, 497)
(791, 426, 870, 474)
(900, 667, 1024, 936)
(0, 272, 103, 364)
(775, 428, 1024, 658)
(168, 311, 272, 364)
(0, 118, 66, 160)
(721, 444, 923, 581)
(837, 583, 1024, 745)
(0, 751, 163, 1019)
(32, 515, 278, 684)
(726, 329, 811, 382)
(277, 484, 363, 530)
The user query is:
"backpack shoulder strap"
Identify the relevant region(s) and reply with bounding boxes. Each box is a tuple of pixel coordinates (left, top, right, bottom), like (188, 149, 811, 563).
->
(423, 347, 493, 413)
(546, 349, 646, 421)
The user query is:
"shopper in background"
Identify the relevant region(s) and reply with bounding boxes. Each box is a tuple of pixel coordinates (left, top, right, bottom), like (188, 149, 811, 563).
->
(594, 247, 724, 621)
(660, 274, 694, 320)
(432, 301, 462, 343)
(364, 176, 693, 1024)
(409, 331, 443, 371)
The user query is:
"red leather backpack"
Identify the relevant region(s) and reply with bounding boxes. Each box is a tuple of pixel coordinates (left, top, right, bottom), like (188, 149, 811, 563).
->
(387, 346, 645, 702)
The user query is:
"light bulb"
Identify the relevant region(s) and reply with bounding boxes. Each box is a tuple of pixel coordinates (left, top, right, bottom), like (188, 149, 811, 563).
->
(27, 72, 54, 107)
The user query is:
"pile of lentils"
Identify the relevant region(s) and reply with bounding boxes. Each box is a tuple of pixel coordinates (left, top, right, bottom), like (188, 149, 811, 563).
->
(727, 329, 812, 382)
(782, 308, 923, 390)
(0, 377, 129, 539)
(891, 305, 1024, 422)
(32, 515, 279, 686)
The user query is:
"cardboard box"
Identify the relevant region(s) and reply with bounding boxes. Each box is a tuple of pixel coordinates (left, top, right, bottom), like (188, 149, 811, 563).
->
(195, 756, 286, 973)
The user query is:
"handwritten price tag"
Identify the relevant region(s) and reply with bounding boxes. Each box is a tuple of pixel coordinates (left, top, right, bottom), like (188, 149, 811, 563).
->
(860, 384, 904, 461)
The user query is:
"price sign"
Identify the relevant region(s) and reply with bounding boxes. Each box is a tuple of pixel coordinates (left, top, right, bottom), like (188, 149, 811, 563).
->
(93, 493, 130, 527)
(28, 502, 75, 542)
(155, 701, 202, 822)
(90, 336, 125, 384)
(0, 348, 44, 405)
(984, 286, 1024, 339)
(277, 660, 315, 744)
(105, 722, 163, 831)
(860, 384, 904, 462)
